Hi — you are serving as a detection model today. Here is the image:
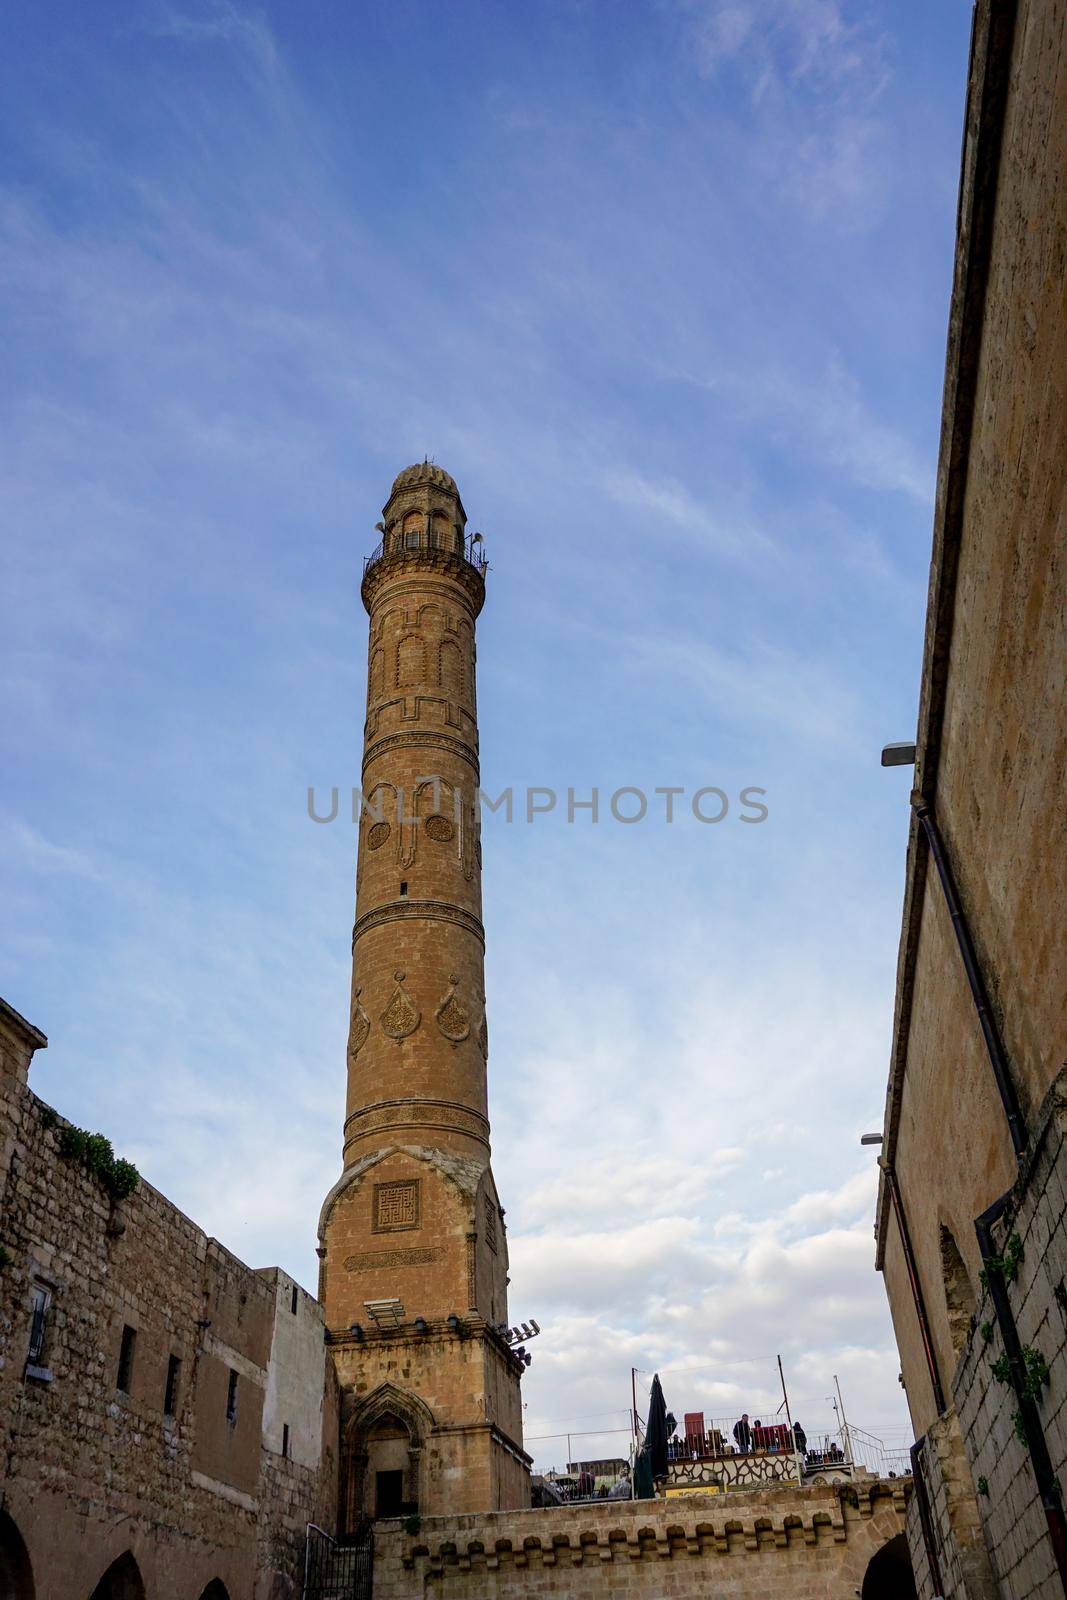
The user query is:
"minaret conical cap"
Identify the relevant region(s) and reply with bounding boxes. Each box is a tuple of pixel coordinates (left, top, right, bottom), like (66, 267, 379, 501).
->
(390, 462, 458, 496)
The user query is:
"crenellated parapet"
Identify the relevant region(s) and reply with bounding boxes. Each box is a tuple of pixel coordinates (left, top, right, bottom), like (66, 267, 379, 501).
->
(372, 1479, 911, 1597)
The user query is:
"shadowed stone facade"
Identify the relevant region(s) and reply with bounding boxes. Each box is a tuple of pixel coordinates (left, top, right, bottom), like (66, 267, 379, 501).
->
(875, 1, 1067, 1595)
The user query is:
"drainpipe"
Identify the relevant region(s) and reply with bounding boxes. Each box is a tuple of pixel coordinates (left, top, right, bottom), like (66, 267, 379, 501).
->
(913, 799, 1067, 1591)
(885, 1164, 946, 1417)
(910, 1437, 945, 1599)
(912, 799, 1025, 1159)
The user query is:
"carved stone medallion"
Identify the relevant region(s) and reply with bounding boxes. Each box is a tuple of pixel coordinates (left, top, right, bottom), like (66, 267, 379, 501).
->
(367, 820, 391, 851)
(347, 987, 371, 1062)
(435, 974, 471, 1046)
(380, 971, 420, 1042)
(424, 813, 455, 842)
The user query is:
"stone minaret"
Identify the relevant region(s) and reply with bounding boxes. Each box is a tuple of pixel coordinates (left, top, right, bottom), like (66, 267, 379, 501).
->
(318, 463, 530, 1526)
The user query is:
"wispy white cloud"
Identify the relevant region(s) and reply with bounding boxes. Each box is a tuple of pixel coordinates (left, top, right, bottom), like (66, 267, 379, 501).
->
(143, 0, 279, 76)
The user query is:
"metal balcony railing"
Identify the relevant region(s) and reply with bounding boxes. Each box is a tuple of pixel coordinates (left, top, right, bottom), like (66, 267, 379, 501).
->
(362, 530, 488, 577)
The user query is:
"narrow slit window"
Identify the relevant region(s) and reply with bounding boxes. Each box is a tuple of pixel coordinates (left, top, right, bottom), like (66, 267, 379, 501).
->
(27, 1286, 49, 1365)
(399, 881, 408, 897)
(226, 1368, 239, 1423)
(290, 1284, 298, 1315)
(117, 1325, 136, 1393)
(282, 1422, 290, 1459)
(164, 1354, 181, 1417)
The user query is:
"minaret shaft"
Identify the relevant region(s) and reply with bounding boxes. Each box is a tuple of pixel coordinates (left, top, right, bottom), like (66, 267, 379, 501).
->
(319, 464, 529, 1524)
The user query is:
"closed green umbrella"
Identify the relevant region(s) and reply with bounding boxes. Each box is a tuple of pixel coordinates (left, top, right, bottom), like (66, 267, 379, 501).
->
(646, 1374, 671, 1479)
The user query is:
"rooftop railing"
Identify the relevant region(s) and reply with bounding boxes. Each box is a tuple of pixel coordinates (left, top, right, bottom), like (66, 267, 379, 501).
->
(666, 1414, 910, 1480)
(362, 530, 488, 578)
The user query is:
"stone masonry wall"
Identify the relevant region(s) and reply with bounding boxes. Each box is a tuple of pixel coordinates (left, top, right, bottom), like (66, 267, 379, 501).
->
(952, 1074, 1067, 1600)
(372, 1480, 911, 1600)
(0, 1011, 335, 1600)
(911, 1416, 996, 1600)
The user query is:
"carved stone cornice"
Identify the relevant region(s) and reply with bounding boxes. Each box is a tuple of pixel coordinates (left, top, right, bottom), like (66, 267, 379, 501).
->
(345, 1097, 490, 1151)
(353, 899, 485, 948)
(362, 551, 485, 618)
(362, 730, 481, 781)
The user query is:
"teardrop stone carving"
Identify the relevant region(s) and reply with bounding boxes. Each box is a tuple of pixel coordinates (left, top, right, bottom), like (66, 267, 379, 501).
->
(435, 974, 470, 1047)
(347, 987, 371, 1062)
(380, 971, 420, 1041)
(477, 1007, 489, 1061)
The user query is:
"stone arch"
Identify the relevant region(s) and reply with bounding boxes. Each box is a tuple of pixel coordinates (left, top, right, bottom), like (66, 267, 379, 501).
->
(88, 1553, 145, 1600)
(341, 1382, 436, 1529)
(862, 1532, 916, 1599)
(369, 646, 385, 700)
(401, 510, 424, 548)
(415, 777, 457, 839)
(438, 638, 464, 697)
(396, 633, 425, 687)
(361, 780, 398, 864)
(0, 1510, 35, 1600)
(940, 1221, 976, 1358)
(197, 1584, 230, 1600)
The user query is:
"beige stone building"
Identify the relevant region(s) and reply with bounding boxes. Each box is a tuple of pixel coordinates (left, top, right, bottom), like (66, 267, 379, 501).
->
(0, 998, 338, 1600)
(873, 0, 1067, 1596)
(317, 462, 530, 1528)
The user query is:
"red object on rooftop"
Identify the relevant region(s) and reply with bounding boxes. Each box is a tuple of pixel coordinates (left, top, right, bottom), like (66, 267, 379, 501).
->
(753, 1422, 791, 1452)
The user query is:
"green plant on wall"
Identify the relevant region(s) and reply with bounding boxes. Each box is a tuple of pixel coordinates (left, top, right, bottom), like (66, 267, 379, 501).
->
(57, 1120, 140, 1201)
(980, 1232, 1023, 1288)
(991, 1345, 1050, 1402)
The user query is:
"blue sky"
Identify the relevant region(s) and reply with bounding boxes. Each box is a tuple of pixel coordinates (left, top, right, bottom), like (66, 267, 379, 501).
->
(2, 0, 972, 1467)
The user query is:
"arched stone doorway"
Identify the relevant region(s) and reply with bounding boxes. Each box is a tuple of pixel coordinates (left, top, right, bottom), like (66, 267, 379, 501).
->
(88, 1552, 146, 1600)
(341, 1382, 435, 1529)
(862, 1532, 917, 1600)
(0, 1510, 35, 1600)
(198, 1584, 230, 1600)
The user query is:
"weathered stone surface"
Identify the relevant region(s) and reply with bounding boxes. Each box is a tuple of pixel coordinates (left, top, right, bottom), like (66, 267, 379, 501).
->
(372, 1480, 911, 1599)
(321, 466, 529, 1525)
(0, 1005, 336, 1599)
(875, 1, 1067, 1595)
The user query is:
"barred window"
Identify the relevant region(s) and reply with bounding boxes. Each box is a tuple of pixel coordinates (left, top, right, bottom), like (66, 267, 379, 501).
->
(27, 1285, 49, 1365)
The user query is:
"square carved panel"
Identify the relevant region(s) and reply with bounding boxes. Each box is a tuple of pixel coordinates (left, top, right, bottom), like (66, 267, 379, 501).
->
(374, 1179, 421, 1233)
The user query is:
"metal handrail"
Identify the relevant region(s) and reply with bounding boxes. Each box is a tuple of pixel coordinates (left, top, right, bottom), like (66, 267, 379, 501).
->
(363, 531, 488, 577)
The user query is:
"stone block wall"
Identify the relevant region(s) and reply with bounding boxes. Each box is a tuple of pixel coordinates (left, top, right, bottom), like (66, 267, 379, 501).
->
(0, 1005, 336, 1600)
(372, 1479, 911, 1599)
(950, 1076, 1067, 1600)
(911, 1417, 996, 1600)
